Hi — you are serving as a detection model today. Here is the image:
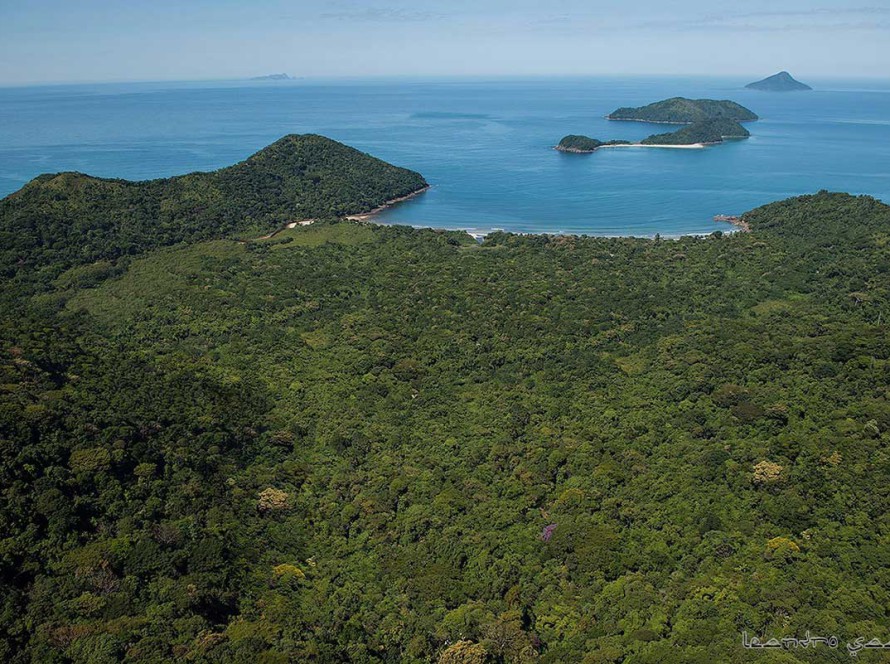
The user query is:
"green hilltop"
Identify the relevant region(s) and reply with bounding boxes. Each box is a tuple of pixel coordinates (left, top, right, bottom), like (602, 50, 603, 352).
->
(0, 134, 427, 281)
(608, 97, 759, 123)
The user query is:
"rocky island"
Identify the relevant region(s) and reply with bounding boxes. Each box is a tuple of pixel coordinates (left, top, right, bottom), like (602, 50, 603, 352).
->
(746, 71, 812, 92)
(607, 97, 759, 123)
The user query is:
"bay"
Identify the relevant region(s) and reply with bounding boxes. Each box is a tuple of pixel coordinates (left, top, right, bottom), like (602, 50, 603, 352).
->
(1, 75, 889, 236)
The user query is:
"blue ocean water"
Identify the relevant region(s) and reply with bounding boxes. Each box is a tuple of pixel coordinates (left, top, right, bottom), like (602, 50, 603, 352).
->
(1, 76, 889, 236)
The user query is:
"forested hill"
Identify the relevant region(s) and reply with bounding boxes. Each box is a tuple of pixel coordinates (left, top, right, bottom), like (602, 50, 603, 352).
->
(608, 97, 759, 123)
(0, 134, 427, 281)
(744, 190, 890, 241)
(1, 191, 889, 662)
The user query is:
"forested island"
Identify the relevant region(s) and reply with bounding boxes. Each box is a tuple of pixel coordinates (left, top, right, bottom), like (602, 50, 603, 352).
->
(2, 133, 890, 663)
(607, 97, 759, 123)
(559, 97, 758, 152)
(746, 71, 812, 91)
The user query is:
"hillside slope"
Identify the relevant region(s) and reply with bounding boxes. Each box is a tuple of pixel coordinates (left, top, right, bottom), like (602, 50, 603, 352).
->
(0, 134, 427, 280)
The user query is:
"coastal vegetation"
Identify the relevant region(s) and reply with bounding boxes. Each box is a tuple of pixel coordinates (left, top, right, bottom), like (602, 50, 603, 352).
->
(1, 155, 889, 664)
(608, 97, 759, 123)
(746, 71, 812, 92)
(641, 119, 751, 145)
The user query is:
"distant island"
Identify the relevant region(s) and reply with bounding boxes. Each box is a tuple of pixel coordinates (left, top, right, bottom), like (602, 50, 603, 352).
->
(746, 71, 812, 92)
(607, 97, 759, 124)
(251, 73, 292, 81)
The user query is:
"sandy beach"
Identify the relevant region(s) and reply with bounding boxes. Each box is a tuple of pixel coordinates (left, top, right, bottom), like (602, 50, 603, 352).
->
(599, 142, 707, 150)
(556, 142, 708, 154)
(346, 185, 431, 221)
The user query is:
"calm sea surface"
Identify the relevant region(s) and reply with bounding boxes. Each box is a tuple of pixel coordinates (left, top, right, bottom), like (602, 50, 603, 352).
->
(2, 76, 889, 236)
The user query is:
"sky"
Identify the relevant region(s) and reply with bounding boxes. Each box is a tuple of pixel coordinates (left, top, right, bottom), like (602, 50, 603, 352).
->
(1, 0, 888, 85)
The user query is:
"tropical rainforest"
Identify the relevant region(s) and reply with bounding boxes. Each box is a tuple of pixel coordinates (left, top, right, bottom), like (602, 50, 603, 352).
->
(1, 135, 889, 664)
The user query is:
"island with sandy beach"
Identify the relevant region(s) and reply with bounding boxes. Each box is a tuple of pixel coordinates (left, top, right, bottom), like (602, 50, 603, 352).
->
(346, 184, 431, 220)
(558, 97, 757, 153)
(557, 118, 751, 153)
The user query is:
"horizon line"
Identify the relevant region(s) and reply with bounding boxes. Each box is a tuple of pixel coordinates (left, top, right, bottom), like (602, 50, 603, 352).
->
(3, 71, 890, 90)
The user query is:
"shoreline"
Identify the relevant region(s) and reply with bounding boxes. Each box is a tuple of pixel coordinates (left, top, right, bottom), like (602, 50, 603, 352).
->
(340, 185, 749, 240)
(556, 142, 708, 154)
(606, 117, 757, 125)
(356, 218, 748, 241)
(720, 217, 751, 232)
(346, 185, 431, 221)
(602, 142, 709, 149)
(606, 117, 691, 125)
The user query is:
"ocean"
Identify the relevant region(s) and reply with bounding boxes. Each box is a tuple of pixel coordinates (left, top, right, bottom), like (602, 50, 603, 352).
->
(2, 76, 889, 237)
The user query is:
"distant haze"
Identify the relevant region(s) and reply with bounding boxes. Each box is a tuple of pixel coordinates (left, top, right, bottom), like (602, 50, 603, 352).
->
(1, 0, 888, 85)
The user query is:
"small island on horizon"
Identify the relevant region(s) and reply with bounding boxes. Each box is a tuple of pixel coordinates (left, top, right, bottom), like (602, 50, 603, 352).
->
(251, 73, 293, 81)
(746, 71, 812, 92)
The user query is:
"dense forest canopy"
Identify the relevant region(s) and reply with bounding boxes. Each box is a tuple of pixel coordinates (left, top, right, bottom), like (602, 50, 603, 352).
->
(0, 134, 427, 284)
(1, 166, 889, 663)
(607, 98, 759, 124)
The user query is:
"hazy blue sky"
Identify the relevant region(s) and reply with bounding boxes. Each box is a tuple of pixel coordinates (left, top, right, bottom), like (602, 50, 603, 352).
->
(1, 0, 888, 84)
